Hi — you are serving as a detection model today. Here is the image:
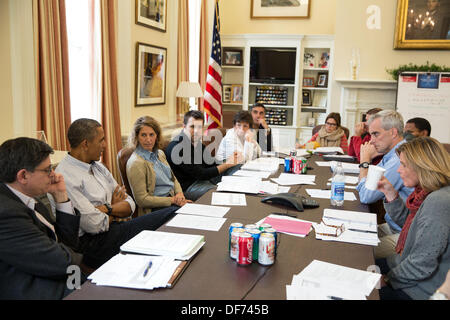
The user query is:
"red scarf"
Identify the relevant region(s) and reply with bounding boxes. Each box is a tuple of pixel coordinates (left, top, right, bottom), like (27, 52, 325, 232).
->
(395, 187, 429, 255)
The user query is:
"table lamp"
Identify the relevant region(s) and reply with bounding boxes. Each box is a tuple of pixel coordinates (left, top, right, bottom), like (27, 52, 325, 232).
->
(176, 82, 203, 116)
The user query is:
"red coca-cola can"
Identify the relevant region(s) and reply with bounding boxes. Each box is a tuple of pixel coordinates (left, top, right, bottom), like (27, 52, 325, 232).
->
(293, 157, 302, 174)
(237, 233, 253, 266)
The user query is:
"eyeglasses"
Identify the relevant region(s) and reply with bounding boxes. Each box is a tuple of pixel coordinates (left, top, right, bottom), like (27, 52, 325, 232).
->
(315, 219, 345, 237)
(325, 122, 338, 127)
(33, 165, 54, 176)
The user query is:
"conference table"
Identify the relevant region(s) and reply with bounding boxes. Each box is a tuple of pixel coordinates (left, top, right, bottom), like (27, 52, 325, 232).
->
(66, 155, 379, 300)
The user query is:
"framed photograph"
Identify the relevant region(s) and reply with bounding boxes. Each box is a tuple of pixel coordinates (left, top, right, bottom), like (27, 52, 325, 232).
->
(136, 42, 167, 106)
(303, 77, 315, 87)
(223, 48, 243, 66)
(316, 73, 328, 88)
(318, 52, 330, 68)
(301, 90, 312, 106)
(394, 0, 450, 49)
(251, 0, 310, 19)
(231, 85, 243, 104)
(223, 85, 232, 103)
(136, 0, 167, 32)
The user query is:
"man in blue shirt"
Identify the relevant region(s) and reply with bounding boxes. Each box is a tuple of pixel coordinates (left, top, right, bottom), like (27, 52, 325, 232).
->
(356, 110, 414, 259)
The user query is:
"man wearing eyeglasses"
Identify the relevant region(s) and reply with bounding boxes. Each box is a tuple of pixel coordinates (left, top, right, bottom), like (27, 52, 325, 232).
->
(0, 137, 82, 299)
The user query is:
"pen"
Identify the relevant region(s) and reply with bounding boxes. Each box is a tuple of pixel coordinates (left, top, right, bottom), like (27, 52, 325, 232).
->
(348, 228, 377, 234)
(328, 295, 344, 300)
(273, 212, 297, 218)
(143, 260, 153, 277)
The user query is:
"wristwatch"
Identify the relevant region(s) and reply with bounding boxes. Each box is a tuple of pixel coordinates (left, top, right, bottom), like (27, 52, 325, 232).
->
(359, 162, 370, 169)
(430, 290, 449, 300)
(104, 203, 113, 215)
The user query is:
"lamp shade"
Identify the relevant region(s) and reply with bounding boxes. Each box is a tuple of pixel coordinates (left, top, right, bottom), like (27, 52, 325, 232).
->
(176, 82, 203, 98)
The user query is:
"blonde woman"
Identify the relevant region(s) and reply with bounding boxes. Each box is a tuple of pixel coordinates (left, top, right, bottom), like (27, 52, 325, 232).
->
(375, 137, 450, 300)
(126, 116, 191, 216)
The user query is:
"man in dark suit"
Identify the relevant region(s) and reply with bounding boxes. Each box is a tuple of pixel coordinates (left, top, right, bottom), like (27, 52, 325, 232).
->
(0, 137, 82, 299)
(251, 103, 273, 152)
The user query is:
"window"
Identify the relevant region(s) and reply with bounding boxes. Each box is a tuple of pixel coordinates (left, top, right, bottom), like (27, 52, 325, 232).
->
(188, 0, 201, 108)
(65, 0, 101, 122)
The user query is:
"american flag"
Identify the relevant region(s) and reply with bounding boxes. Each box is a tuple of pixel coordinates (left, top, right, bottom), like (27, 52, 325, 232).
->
(204, 1, 222, 130)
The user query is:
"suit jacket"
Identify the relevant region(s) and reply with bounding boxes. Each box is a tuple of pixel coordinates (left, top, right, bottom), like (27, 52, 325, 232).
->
(0, 183, 81, 299)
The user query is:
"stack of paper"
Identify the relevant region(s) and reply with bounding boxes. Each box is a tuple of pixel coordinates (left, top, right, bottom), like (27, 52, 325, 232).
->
(88, 254, 181, 290)
(305, 189, 357, 201)
(271, 173, 316, 186)
(313, 208, 380, 246)
(241, 157, 280, 173)
(217, 176, 262, 194)
(120, 230, 205, 260)
(313, 147, 344, 155)
(167, 203, 230, 231)
(211, 192, 246, 206)
(286, 260, 381, 300)
(233, 170, 271, 179)
(315, 161, 361, 174)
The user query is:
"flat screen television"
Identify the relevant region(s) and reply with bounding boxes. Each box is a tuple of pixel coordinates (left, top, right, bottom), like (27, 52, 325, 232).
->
(250, 47, 296, 84)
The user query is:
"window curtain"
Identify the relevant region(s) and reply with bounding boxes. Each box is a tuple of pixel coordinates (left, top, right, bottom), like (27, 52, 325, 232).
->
(99, 0, 122, 182)
(33, 0, 72, 150)
(198, 0, 209, 112)
(177, 0, 190, 118)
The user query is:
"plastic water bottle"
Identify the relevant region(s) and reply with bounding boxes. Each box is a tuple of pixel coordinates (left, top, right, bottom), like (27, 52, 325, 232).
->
(331, 162, 345, 207)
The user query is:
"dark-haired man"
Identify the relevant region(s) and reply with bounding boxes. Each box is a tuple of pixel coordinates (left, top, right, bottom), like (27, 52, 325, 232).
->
(56, 118, 177, 269)
(165, 111, 242, 201)
(0, 137, 81, 299)
(404, 117, 431, 141)
(251, 103, 273, 152)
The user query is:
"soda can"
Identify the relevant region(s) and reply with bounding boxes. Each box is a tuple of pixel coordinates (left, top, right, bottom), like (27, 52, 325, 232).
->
(301, 158, 308, 174)
(293, 157, 302, 174)
(247, 228, 261, 261)
(289, 150, 297, 157)
(284, 157, 291, 173)
(244, 224, 258, 231)
(229, 222, 244, 252)
(237, 233, 253, 266)
(259, 223, 272, 232)
(258, 233, 275, 266)
(230, 228, 245, 260)
(264, 227, 278, 255)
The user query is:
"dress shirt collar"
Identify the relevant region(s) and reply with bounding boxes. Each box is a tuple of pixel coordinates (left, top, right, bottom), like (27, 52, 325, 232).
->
(6, 184, 37, 211)
(383, 139, 407, 163)
(66, 153, 96, 173)
(135, 145, 158, 162)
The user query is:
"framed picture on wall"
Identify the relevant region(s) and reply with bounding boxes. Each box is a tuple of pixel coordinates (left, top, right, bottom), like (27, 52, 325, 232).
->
(251, 0, 310, 19)
(136, 0, 167, 32)
(136, 42, 167, 106)
(394, 0, 450, 49)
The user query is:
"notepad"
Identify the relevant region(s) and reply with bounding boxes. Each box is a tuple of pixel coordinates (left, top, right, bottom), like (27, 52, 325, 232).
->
(263, 216, 312, 236)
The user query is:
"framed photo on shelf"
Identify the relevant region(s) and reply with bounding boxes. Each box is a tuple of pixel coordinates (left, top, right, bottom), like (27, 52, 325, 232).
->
(231, 85, 243, 104)
(303, 77, 315, 87)
(251, 0, 310, 19)
(316, 72, 328, 87)
(135, 42, 167, 106)
(301, 90, 312, 106)
(223, 85, 232, 103)
(136, 0, 167, 32)
(318, 52, 329, 68)
(223, 48, 243, 66)
(394, 0, 450, 49)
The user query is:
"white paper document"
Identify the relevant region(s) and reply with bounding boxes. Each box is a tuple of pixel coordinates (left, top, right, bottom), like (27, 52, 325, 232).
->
(217, 176, 261, 194)
(241, 157, 280, 173)
(286, 260, 381, 300)
(316, 161, 361, 174)
(233, 170, 271, 179)
(211, 192, 246, 206)
(176, 203, 230, 218)
(305, 189, 358, 201)
(328, 176, 359, 184)
(313, 147, 344, 154)
(120, 230, 205, 260)
(166, 214, 227, 232)
(271, 173, 316, 186)
(88, 254, 181, 290)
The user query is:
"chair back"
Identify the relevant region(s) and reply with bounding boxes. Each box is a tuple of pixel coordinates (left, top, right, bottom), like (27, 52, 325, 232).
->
(117, 147, 134, 198)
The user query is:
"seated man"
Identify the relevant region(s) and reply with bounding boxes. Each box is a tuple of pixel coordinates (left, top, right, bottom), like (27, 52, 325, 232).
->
(404, 117, 431, 141)
(356, 110, 414, 259)
(251, 103, 273, 152)
(56, 118, 177, 269)
(348, 107, 383, 164)
(216, 111, 262, 163)
(165, 110, 242, 201)
(0, 137, 82, 299)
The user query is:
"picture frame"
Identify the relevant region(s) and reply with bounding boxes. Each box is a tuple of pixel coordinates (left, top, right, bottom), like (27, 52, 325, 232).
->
(223, 85, 232, 103)
(394, 0, 450, 49)
(303, 77, 315, 87)
(223, 48, 243, 66)
(316, 72, 328, 88)
(136, 0, 167, 32)
(231, 85, 243, 104)
(135, 42, 167, 106)
(301, 90, 312, 106)
(251, 0, 310, 19)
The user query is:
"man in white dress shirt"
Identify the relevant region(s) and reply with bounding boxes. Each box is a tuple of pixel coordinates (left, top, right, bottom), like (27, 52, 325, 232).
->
(56, 118, 177, 269)
(216, 111, 262, 163)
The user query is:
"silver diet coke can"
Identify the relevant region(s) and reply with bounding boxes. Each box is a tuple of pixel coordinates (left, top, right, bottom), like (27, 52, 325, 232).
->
(258, 233, 275, 266)
(230, 228, 245, 260)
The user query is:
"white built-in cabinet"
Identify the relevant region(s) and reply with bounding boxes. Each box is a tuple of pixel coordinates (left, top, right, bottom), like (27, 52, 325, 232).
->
(221, 34, 334, 150)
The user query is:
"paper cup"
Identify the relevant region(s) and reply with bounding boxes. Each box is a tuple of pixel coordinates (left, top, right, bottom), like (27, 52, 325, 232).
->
(365, 165, 386, 190)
